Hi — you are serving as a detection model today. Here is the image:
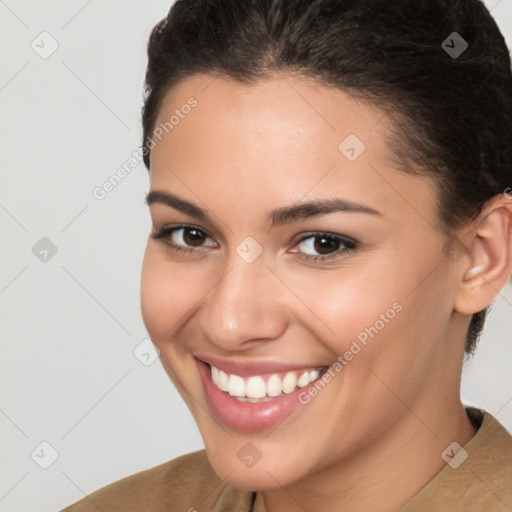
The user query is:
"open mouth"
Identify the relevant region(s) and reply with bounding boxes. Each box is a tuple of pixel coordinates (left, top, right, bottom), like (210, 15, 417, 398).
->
(206, 362, 329, 403)
(195, 357, 332, 431)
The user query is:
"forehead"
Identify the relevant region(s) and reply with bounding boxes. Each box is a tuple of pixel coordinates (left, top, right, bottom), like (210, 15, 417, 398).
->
(154, 73, 388, 154)
(149, 73, 437, 228)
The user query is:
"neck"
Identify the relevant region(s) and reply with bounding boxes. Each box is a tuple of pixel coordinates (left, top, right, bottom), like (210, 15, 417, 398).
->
(253, 401, 476, 512)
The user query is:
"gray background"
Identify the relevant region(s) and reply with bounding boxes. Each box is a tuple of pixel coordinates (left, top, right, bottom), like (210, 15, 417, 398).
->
(0, 1, 511, 510)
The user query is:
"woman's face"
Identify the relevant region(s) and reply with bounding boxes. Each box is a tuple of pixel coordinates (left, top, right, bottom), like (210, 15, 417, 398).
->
(141, 73, 465, 490)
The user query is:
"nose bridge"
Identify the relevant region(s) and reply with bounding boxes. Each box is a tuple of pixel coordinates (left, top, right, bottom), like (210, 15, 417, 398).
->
(200, 248, 286, 347)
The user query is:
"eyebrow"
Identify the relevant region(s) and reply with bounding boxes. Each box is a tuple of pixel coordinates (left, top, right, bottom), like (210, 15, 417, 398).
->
(145, 190, 382, 227)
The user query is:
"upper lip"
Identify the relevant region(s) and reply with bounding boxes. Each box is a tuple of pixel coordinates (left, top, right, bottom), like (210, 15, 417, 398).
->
(195, 353, 328, 377)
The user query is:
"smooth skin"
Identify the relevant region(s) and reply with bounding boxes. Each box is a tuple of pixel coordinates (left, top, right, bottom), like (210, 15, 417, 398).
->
(140, 73, 512, 512)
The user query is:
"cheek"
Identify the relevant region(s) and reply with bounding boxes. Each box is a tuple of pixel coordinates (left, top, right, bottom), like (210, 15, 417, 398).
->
(314, 257, 452, 403)
(280, 266, 398, 354)
(282, 256, 442, 392)
(140, 247, 199, 344)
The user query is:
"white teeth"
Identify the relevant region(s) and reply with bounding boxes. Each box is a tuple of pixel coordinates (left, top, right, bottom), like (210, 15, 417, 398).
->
(308, 369, 319, 382)
(217, 370, 229, 392)
(266, 374, 282, 397)
(282, 372, 297, 394)
(297, 371, 310, 388)
(211, 365, 219, 384)
(209, 364, 323, 399)
(246, 376, 267, 398)
(228, 374, 245, 397)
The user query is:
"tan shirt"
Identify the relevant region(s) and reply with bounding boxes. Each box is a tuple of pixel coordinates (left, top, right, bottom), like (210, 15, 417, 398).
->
(61, 408, 512, 511)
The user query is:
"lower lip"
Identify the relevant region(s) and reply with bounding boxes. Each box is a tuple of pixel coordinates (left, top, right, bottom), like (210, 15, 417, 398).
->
(195, 358, 323, 432)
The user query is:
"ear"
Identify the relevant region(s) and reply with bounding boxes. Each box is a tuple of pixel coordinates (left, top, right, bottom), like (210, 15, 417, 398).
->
(453, 192, 512, 315)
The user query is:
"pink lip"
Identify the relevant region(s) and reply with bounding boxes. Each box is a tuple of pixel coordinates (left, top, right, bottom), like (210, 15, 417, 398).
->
(195, 357, 327, 432)
(195, 353, 325, 378)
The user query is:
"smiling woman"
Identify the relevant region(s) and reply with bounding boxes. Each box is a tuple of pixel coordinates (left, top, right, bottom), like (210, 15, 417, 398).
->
(61, 0, 512, 511)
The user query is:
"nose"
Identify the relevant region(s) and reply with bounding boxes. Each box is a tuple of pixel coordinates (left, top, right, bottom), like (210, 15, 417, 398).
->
(198, 251, 288, 351)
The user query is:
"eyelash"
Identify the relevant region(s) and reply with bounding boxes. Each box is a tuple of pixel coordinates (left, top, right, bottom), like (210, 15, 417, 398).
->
(149, 224, 357, 263)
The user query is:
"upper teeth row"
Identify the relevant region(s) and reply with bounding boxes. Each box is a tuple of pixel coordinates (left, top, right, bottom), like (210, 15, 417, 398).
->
(210, 365, 321, 399)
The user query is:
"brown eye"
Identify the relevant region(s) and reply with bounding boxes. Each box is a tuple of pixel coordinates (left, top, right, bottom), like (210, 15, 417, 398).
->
(296, 233, 356, 259)
(181, 228, 207, 247)
(150, 225, 217, 253)
(313, 236, 341, 255)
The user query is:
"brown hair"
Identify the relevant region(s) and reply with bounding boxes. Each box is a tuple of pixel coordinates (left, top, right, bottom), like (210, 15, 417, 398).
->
(141, 0, 512, 354)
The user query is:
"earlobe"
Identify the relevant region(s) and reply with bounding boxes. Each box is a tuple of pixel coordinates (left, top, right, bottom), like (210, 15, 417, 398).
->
(454, 194, 512, 315)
